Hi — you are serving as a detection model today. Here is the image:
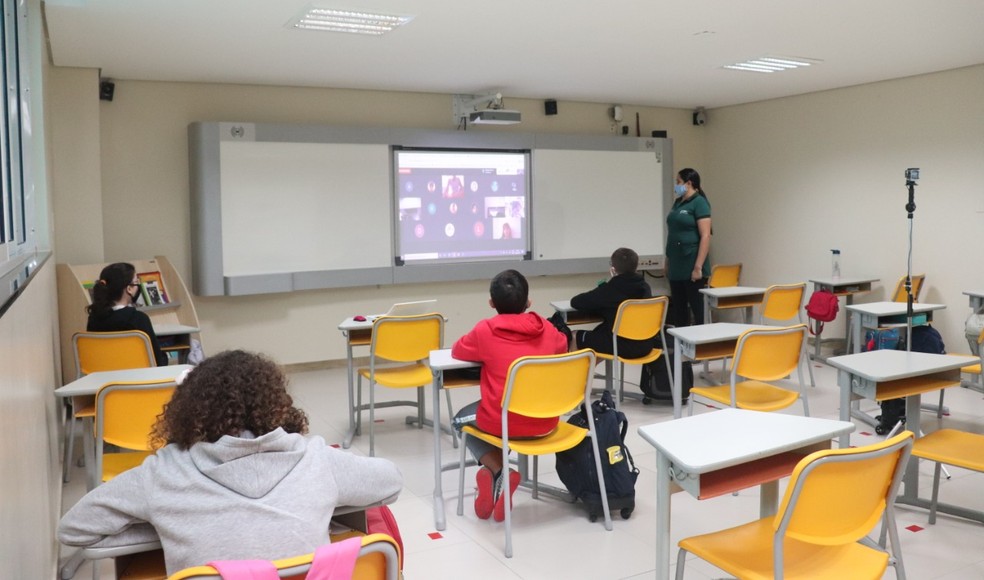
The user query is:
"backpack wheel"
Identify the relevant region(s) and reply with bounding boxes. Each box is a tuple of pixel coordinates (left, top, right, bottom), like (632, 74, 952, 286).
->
(588, 513, 598, 523)
(620, 507, 633, 519)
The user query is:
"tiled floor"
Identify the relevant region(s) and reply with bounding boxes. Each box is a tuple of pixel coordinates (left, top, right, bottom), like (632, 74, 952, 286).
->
(61, 351, 984, 579)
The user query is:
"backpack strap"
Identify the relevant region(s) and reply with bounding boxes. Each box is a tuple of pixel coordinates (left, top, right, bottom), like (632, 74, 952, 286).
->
(206, 559, 279, 580)
(305, 537, 362, 580)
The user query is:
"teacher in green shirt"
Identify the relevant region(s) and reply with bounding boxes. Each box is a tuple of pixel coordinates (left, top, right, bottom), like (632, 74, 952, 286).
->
(665, 167, 712, 327)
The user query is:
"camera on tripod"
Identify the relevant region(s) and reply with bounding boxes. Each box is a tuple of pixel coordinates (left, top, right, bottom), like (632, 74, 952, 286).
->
(905, 167, 920, 182)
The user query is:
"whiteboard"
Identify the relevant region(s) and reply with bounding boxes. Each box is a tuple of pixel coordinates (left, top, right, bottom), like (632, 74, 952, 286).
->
(219, 141, 391, 276)
(532, 149, 663, 260)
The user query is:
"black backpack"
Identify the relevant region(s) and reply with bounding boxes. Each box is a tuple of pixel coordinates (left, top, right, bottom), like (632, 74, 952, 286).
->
(555, 390, 638, 521)
(639, 350, 693, 402)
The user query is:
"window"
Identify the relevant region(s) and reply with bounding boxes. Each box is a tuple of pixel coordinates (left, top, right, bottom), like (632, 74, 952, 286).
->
(0, 0, 35, 273)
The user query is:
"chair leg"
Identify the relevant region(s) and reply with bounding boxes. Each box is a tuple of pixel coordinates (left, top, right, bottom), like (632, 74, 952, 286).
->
(369, 379, 376, 457)
(445, 389, 459, 449)
(929, 462, 942, 525)
(456, 433, 468, 517)
(796, 360, 810, 417)
(355, 374, 363, 436)
(503, 443, 514, 558)
(416, 386, 425, 430)
(587, 432, 613, 532)
(675, 548, 689, 580)
(884, 507, 907, 580)
(531, 455, 539, 500)
(937, 389, 944, 419)
(63, 411, 77, 483)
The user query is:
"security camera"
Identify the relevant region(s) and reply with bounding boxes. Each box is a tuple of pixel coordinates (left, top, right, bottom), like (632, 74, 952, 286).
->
(692, 107, 706, 126)
(905, 168, 920, 182)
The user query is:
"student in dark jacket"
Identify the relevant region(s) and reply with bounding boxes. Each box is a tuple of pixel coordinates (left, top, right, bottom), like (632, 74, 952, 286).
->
(86, 262, 169, 367)
(570, 247, 654, 359)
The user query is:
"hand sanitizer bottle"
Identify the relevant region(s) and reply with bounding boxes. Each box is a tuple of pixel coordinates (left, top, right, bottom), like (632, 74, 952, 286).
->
(831, 249, 841, 281)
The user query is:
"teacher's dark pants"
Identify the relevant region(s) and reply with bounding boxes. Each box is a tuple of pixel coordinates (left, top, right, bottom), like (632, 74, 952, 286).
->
(669, 278, 707, 328)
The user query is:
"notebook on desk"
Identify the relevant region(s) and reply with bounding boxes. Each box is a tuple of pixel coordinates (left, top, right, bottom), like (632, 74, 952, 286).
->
(367, 300, 438, 321)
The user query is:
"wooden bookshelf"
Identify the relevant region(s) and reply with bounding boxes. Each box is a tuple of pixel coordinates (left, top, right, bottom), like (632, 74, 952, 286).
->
(56, 256, 203, 385)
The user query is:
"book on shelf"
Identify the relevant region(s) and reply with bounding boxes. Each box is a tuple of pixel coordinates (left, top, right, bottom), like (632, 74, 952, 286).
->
(137, 271, 169, 304)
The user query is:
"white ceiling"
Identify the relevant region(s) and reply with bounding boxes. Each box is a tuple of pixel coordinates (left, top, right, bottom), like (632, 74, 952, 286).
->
(43, 1, 984, 110)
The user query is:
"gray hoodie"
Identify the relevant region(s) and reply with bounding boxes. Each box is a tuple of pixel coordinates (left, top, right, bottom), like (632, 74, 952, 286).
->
(59, 428, 402, 575)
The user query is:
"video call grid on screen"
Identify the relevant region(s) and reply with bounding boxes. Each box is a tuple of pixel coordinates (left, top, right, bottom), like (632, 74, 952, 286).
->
(394, 149, 531, 264)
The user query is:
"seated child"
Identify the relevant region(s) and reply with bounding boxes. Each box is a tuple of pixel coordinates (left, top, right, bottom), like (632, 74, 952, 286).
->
(569, 247, 654, 358)
(58, 350, 403, 575)
(451, 269, 568, 521)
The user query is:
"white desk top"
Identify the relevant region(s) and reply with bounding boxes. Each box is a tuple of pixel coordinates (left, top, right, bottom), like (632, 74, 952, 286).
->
(964, 290, 984, 298)
(699, 286, 766, 298)
(809, 277, 879, 287)
(429, 348, 479, 371)
(826, 350, 977, 382)
(637, 409, 854, 473)
(55, 364, 193, 397)
(154, 324, 200, 336)
(845, 301, 945, 316)
(667, 322, 768, 344)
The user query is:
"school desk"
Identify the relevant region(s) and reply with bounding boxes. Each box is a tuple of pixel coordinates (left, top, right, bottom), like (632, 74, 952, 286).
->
(638, 409, 854, 580)
(699, 286, 766, 324)
(807, 276, 878, 361)
(845, 301, 946, 354)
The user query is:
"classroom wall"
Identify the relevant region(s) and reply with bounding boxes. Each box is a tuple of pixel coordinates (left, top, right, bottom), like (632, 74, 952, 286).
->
(704, 64, 984, 352)
(0, 262, 61, 578)
(48, 76, 703, 364)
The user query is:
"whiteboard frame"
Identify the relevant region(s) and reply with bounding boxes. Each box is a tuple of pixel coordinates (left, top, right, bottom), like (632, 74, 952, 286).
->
(189, 122, 672, 296)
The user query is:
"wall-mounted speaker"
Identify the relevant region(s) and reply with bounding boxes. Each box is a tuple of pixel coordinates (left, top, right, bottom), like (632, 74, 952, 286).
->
(651, 130, 668, 138)
(544, 99, 558, 116)
(99, 80, 115, 102)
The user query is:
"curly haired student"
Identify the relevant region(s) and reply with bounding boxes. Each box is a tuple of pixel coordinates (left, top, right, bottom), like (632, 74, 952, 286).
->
(58, 350, 403, 575)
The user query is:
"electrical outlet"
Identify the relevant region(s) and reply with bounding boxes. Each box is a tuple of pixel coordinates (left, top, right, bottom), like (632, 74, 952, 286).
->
(637, 255, 665, 272)
(610, 122, 617, 133)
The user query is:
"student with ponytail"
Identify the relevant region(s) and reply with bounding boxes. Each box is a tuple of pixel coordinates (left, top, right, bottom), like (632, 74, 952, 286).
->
(86, 262, 168, 366)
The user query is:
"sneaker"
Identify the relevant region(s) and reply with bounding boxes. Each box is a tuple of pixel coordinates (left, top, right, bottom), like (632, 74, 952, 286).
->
(474, 466, 494, 520)
(492, 469, 521, 522)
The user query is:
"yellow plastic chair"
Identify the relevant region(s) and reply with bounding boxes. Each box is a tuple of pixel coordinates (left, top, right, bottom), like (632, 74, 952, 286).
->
(706, 263, 743, 322)
(455, 349, 612, 558)
(708, 263, 742, 289)
(675, 431, 914, 580)
(593, 296, 670, 406)
(911, 429, 984, 525)
(64, 330, 157, 483)
(94, 379, 176, 486)
(688, 324, 810, 416)
(759, 282, 806, 324)
(167, 533, 401, 580)
(356, 313, 443, 457)
(891, 274, 925, 303)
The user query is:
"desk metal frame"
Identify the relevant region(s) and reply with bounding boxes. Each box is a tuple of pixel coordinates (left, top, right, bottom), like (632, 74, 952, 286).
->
(827, 350, 982, 525)
(638, 409, 854, 580)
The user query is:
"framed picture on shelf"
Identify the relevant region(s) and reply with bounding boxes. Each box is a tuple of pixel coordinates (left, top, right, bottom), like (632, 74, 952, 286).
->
(137, 271, 169, 304)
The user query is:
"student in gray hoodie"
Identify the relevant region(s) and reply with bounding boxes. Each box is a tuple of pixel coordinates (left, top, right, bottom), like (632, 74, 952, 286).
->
(58, 350, 403, 575)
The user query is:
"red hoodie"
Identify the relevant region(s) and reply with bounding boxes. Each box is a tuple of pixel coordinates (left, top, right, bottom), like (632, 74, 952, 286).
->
(451, 311, 568, 437)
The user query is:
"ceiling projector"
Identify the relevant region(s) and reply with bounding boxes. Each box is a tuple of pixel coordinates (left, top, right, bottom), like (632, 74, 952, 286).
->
(469, 109, 521, 125)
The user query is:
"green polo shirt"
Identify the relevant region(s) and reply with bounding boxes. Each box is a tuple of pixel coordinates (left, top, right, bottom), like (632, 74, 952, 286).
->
(666, 193, 711, 281)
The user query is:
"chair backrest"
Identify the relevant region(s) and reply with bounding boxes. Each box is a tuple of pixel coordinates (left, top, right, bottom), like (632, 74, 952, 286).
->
(708, 263, 742, 288)
(732, 324, 807, 382)
(369, 313, 443, 363)
(774, 431, 913, 547)
(760, 283, 806, 323)
(96, 379, 176, 451)
(891, 274, 925, 303)
(612, 296, 668, 342)
(500, 349, 595, 429)
(74, 330, 156, 378)
(166, 533, 401, 580)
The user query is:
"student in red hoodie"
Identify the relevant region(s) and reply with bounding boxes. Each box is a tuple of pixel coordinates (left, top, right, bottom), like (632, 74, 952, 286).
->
(451, 269, 568, 522)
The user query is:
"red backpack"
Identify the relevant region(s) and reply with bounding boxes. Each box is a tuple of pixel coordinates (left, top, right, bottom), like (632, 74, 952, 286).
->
(805, 290, 839, 334)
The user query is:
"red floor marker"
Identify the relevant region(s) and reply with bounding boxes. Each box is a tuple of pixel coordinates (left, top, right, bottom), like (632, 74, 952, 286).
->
(906, 525, 924, 532)
(428, 532, 443, 540)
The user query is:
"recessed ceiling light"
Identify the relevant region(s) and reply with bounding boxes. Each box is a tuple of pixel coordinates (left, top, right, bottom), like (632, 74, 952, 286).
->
(723, 56, 821, 73)
(288, 7, 414, 36)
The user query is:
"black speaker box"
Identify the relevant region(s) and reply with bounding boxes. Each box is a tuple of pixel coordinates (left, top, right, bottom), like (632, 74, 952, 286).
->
(99, 81, 115, 102)
(651, 130, 667, 138)
(544, 99, 558, 116)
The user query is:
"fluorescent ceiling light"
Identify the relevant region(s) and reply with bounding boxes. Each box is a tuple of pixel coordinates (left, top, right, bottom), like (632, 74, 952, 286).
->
(289, 7, 414, 36)
(723, 55, 821, 73)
